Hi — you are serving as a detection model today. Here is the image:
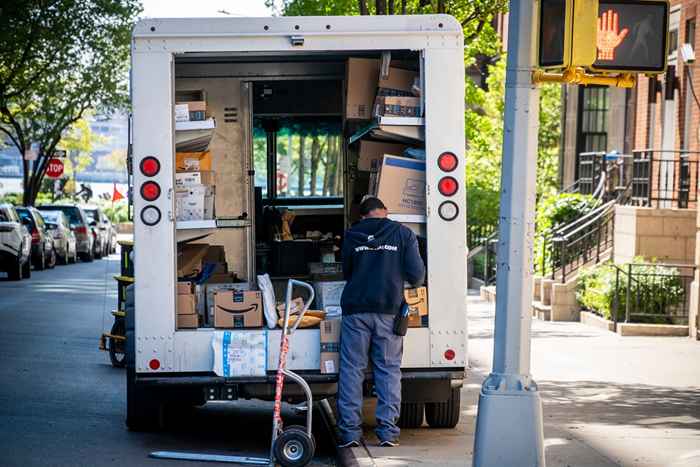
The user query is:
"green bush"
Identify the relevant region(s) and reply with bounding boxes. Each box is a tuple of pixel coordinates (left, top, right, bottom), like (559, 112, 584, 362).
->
(101, 201, 130, 223)
(577, 259, 686, 323)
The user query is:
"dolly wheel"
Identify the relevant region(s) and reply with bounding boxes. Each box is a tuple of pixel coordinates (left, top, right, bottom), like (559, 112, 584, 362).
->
(273, 426, 315, 467)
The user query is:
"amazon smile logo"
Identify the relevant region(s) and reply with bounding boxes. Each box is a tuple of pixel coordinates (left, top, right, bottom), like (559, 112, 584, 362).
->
(217, 304, 259, 314)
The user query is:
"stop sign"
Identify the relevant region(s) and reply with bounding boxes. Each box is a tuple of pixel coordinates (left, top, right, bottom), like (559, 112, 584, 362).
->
(46, 158, 64, 179)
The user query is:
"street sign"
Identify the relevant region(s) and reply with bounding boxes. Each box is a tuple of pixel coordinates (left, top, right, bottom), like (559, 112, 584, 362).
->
(53, 149, 67, 158)
(590, 0, 669, 73)
(46, 158, 64, 179)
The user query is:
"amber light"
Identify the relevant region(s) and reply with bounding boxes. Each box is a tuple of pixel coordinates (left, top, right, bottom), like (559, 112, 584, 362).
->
(140, 181, 161, 201)
(438, 176, 459, 196)
(438, 152, 458, 172)
(140, 157, 160, 177)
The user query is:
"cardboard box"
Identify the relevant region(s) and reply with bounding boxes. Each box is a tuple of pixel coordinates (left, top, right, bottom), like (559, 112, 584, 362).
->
(176, 151, 212, 172)
(206, 282, 251, 323)
(313, 281, 345, 310)
(214, 290, 263, 328)
(177, 293, 196, 315)
(177, 281, 193, 295)
(320, 318, 341, 374)
(357, 141, 408, 172)
(177, 313, 199, 329)
(212, 330, 266, 377)
(175, 104, 190, 122)
(175, 171, 216, 187)
(373, 96, 421, 118)
(176, 185, 215, 221)
(378, 67, 419, 96)
(376, 155, 426, 215)
(346, 58, 380, 120)
(177, 244, 209, 277)
(177, 100, 206, 112)
(404, 287, 428, 327)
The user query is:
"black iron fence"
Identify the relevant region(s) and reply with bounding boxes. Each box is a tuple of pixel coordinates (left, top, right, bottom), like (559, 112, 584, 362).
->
(611, 263, 695, 326)
(629, 150, 700, 208)
(467, 223, 496, 250)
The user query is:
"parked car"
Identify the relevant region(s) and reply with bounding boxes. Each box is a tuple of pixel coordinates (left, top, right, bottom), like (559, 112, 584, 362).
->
(40, 210, 78, 264)
(0, 204, 31, 280)
(16, 207, 56, 270)
(83, 207, 109, 258)
(37, 205, 94, 262)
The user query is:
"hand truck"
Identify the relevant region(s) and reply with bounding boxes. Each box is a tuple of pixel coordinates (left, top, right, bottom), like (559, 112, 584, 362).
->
(150, 279, 317, 467)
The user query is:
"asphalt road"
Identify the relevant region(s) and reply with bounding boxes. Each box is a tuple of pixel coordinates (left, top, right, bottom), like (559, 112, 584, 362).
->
(0, 253, 336, 467)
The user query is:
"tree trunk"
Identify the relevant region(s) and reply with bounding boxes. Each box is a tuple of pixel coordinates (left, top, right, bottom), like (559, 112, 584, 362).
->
(376, 0, 387, 15)
(401, 0, 407, 14)
(358, 0, 369, 15)
(438, 0, 446, 13)
(388, 0, 395, 14)
(309, 136, 320, 196)
(298, 134, 306, 196)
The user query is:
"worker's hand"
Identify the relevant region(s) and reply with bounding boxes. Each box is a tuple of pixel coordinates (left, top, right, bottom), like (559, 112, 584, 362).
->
(597, 9, 629, 61)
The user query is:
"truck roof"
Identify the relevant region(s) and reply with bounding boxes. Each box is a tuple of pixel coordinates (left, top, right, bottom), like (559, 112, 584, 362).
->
(132, 14, 462, 39)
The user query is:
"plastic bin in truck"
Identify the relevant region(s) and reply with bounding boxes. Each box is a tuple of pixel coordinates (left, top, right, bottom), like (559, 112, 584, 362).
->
(127, 14, 467, 431)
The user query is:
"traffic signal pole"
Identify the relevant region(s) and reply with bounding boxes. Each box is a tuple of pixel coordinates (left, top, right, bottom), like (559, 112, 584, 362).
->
(472, 0, 546, 466)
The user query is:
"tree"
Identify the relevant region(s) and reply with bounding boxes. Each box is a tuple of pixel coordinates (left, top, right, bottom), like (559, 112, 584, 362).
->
(0, 0, 141, 205)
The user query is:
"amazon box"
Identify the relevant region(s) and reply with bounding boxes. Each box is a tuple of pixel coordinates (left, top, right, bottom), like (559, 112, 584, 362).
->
(176, 151, 212, 172)
(357, 141, 408, 172)
(177, 313, 199, 329)
(404, 287, 428, 327)
(177, 244, 209, 277)
(177, 294, 196, 316)
(378, 67, 419, 96)
(346, 58, 380, 120)
(320, 318, 341, 374)
(376, 155, 426, 215)
(214, 290, 263, 329)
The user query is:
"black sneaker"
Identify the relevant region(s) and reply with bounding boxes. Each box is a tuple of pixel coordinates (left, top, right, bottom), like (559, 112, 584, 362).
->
(337, 440, 361, 449)
(379, 439, 399, 447)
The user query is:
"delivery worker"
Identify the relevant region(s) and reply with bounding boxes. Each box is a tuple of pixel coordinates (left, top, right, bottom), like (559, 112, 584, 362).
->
(337, 196, 426, 448)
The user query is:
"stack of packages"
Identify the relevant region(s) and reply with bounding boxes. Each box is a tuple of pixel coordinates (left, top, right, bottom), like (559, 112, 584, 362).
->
(314, 279, 344, 374)
(175, 90, 215, 222)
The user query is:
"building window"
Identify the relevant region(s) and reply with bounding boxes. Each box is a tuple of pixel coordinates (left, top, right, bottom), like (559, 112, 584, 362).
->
(682, 18, 696, 150)
(577, 86, 609, 154)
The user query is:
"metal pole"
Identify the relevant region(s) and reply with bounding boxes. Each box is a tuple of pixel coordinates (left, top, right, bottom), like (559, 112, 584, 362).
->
(626, 263, 632, 323)
(472, 0, 545, 465)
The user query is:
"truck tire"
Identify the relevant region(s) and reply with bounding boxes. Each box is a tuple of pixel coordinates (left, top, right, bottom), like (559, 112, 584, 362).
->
(21, 258, 31, 279)
(398, 402, 424, 428)
(7, 257, 22, 281)
(425, 388, 461, 428)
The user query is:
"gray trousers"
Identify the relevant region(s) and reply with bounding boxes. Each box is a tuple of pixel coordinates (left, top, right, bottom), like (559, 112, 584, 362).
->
(337, 313, 403, 443)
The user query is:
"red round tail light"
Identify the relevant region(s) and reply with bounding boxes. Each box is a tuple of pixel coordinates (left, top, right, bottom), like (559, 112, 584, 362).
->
(438, 152, 458, 172)
(140, 157, 160, 177)
(149, 358, 161, 370)
(438, 176, 459, 196)
(140, 181, 161, 201)
(444, 349, 456, 361)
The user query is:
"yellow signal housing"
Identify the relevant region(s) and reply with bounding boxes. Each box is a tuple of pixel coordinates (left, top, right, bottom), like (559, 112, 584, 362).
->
(537, 0, 599, 70)
(570, 0, 599, 67)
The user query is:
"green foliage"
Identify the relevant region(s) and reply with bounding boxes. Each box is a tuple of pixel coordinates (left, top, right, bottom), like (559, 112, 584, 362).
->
(101, 201, 130, 224)
(577, 259, 686, 323)
(0, 0, 141, 205)
(537, 83, 562, 199)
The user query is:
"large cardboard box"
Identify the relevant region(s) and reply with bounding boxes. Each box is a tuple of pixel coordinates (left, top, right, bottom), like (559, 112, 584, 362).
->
(214, 290, 263, 328)
(175, 171, 216, 187)
(176, 185, 215, 221)
(313, 281, 345, 310)
(206, 282, 251, 324)
(320, 318, 341, 374)
(177, 281, 193, 295)
(373, 96, 421, 118)
(176, 151, 212, 172)
(378, 67, 419, 96)
(177, 294, 196, 315)
(177, 313, 199, 329)
(212, 330, 266, 377)
(404, 287, 428, 327)
(177, 244, 209, 277)
(346, 58, 380, 120)
(376, 155, 426, 215)
(357, 141, 408, 172)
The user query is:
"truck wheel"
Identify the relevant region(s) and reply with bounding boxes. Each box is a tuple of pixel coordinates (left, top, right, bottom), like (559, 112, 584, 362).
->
(80, 251, 94, 263)
(7, 257, 22, 281)
(21, 258, 31, 279)
(425, 388, 461, 428)
(398, 402, 424, 428)
(273, 426, 315, 467)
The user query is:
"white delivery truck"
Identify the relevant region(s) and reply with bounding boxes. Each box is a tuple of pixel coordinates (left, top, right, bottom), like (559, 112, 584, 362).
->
(127, 14, 467, 431)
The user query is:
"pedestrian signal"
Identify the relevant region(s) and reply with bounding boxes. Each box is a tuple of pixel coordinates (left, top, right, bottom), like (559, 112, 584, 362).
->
(590, 0, 669, 73)
(537, 0, 598, 69)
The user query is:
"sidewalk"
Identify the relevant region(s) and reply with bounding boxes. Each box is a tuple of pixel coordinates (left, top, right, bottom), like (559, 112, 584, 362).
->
(345, 292, 700, 466)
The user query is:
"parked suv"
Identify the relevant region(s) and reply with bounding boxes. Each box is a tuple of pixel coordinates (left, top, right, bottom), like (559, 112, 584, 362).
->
(0, 204, 31, 280)
(40, 210, 77, 264)
(37, 205, 94, 262)
(83, 207, 109, 258)
(16, 207, 56, 270)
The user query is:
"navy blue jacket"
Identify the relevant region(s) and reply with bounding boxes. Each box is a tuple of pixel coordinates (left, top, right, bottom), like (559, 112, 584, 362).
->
(340, 218, 425, 315)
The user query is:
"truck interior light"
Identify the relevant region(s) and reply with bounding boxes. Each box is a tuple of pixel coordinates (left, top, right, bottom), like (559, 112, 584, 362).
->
(140, 205, 161, 226)
(140, 156, 160, 177)
(140, 181, 161, 201)
(438, 176, 459, 196)
(149, 358, 161, 370)
(444, 349, 456, 361)
(438, 201, 459, 221)
(437, 151, 458, 172)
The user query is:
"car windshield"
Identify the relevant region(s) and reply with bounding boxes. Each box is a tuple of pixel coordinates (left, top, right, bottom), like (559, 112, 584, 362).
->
(16, 209, 34, 227)
(0, 209, 10, 222)
(39, 207, 82, 226)
(84, 210, 98, 222)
